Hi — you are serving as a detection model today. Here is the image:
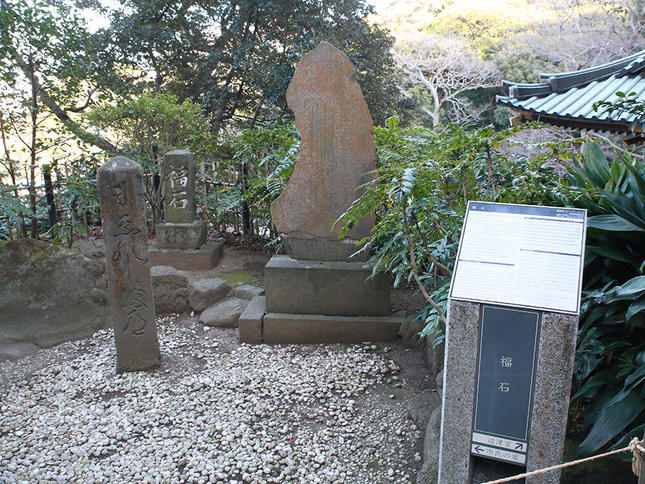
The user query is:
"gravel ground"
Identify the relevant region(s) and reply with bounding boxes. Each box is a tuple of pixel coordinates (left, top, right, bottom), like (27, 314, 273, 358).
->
(0, 315, 428, 483)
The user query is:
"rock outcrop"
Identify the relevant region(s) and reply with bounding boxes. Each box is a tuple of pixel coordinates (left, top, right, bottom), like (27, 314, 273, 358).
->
(0, 239, 109, 358)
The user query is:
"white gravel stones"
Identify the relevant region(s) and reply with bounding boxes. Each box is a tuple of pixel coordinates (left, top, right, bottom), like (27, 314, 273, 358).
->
(0, 317, 422, 483)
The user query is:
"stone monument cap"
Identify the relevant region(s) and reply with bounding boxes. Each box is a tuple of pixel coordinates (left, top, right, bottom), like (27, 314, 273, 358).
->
(99, 156, 141, 173)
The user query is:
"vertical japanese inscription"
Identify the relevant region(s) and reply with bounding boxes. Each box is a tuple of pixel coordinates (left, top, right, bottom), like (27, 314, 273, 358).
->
(98, 156, 161, 372)
(161, 150, 197, 223)
(471, 305, 539, 465)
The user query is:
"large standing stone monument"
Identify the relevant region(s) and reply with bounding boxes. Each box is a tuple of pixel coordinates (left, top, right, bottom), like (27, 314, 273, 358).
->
(149, 150, 222, 270)
(239, 41, 403, 343)
(438, 201, 587, 483)
(271, 41, 375, 260)
(98, 156, 161, 372)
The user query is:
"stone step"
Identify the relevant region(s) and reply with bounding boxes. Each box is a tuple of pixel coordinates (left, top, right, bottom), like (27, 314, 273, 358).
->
(264, 255, 390, 316)
(149, 240, 223, 271)
(262, 311, 404, 344)
(239, 296, 266, 344)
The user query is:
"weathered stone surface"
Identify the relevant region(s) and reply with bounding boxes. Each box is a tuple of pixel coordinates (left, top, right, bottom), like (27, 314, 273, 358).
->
(161, 149, 197, 224)
(435, 369, 444, 392)
(424, 337, 445, 376)
(525, 311, 578, 484)
(189, 278, 232, 312)
(437, 300, 479, 483)
(407, 389, 442, 428)
(417, 405, 441, 484)
(282, 233, 369, 262)
(0, 238, 109, 350)
(239, 295, 266, 344)
(262, 312, 404, 344)
(156, 220, 207, 250)
(151, 265, 189, 314)
(265, 255, 390, 316)
(98, 156, 161, 372)
(0, 342, 39, 361)
(233, 284, 264, 301)
(199, 298, 249, 327)
(398, 316, 424, 348)
(149, 241, 223, 270)
(270, 41, 376, 247)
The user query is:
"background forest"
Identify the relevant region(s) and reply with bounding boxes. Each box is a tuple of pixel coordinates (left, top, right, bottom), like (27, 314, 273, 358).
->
(1, 0, 644, 465)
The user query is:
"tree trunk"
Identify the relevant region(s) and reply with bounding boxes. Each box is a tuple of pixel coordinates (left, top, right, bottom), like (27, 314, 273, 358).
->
(0, 117, 27, 236)
(429, 85, 441, 127)
(241, 162, 251, 235)
(28, 53, 39, 239)
(43, 166, 57, 227)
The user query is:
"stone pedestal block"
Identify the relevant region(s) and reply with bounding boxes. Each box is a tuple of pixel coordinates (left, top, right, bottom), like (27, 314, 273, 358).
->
(238, 296, 403, 344)
(149, 241, 222, 271)
(265, 255, 390, 316)
(156, 220, 207, 250)
(262, 312, 404, 344)
(239, 295, 266, 344)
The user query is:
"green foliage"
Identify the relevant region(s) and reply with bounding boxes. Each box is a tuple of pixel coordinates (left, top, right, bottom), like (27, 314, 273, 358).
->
(0, 181, 32, 240)
(555, 142, 645, 455)
(211, 123, 299, 240)
(337, 118, 561, 341)
(104, 0, 400, 127)
(44, 160, 99, 247)
(593, 91, 645, 133)
(90, 92, 214, 225)
(90, 92, 213, 166)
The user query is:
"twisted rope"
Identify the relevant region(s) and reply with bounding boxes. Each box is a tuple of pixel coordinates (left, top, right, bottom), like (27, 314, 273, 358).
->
(482, 438, 644, 484)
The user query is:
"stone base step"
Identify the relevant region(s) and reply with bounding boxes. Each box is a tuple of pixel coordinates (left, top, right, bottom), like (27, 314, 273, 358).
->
(149, 241, 223, 271)
(239, 295, 404, 344)
(265, 255, 390, 316)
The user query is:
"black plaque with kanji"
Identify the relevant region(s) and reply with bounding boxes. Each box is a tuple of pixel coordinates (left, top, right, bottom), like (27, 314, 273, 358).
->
(471, 305, 540, 465)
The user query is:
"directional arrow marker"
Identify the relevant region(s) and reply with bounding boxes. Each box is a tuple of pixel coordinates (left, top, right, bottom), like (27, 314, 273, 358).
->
(474, 445, 483, 453)
(515, 443, 524, 451)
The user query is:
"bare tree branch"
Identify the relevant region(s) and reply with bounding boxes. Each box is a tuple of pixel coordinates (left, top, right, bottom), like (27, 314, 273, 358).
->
(393, 35, 502, 126)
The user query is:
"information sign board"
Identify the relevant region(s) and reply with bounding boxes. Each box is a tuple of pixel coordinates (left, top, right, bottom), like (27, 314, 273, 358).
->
(450, 202, 587, 314)
(471, 306, 540, 465)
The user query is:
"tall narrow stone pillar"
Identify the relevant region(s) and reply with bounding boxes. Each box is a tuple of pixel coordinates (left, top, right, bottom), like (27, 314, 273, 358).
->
(98, 156, 161, 372)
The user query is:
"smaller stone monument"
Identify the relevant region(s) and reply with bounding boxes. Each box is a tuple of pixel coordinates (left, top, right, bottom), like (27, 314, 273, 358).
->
(98, 156, 161, 372)
(149, 150, 222, 270)
(239, 41, 403, 344)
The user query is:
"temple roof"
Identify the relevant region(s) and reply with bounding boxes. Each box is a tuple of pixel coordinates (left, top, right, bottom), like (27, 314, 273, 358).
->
(496, 50, 645, 138)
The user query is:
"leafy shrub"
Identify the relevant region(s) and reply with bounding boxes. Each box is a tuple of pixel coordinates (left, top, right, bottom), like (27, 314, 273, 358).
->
(0, 181, 32, 240)
(210, 123, 299, 241)
(338, 118, 562, 342)
(555, 142, 645, 455)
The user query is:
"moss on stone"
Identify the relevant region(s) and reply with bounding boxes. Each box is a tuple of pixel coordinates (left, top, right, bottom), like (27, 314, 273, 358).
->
(212, 269, 257, 287)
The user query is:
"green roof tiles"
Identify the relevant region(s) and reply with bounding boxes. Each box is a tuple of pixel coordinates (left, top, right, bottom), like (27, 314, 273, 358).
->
(497, 50, 645, 133)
